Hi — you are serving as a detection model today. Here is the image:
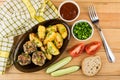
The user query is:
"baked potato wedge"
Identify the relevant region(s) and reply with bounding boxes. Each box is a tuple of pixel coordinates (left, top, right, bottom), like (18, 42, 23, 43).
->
(41, 46, 52, 60)
(46, 25, 57, 32)
(38, 25, 46, 41)
(54, 32, 63, 49)
(44, 52, 52, 60)
(29, 33, 42, 47)
(56, 24, 67, 39)
(47, 42, 60, 55)
(44, 31, 56, 45)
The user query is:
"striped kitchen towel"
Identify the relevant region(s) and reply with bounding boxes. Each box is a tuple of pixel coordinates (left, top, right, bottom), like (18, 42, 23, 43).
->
(0, 0, 58, 74)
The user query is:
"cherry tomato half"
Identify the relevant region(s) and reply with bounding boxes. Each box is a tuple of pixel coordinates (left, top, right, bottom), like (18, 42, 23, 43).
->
(85, 41, 101, 55)
(68, 43, 85, 57)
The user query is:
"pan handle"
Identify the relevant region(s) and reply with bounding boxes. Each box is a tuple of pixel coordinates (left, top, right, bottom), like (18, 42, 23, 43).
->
(7, 34, 23, 68)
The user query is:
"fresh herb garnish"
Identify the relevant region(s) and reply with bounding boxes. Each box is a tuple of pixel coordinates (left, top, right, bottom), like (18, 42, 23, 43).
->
(73, 22, 92, 40)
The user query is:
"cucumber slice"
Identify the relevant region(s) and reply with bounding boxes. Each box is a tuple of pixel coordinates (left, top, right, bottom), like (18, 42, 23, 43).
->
(51, 66, 80, 77)
(46, 56, 72, 73)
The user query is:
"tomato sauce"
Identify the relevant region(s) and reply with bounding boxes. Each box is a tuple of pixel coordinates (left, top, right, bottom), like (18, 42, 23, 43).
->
(60, 2, 78, 20)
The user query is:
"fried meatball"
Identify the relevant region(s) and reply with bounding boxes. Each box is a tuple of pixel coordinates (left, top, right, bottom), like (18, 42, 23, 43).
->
(23, 41, 37, 54)
(32, 51, 46, 66)
(17, 53, 31, 66)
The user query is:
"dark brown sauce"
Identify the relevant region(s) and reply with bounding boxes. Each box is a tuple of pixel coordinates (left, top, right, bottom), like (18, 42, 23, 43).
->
(60, 2, 78, 20)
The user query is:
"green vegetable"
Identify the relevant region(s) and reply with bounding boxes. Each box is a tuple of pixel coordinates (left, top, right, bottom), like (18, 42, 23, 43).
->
(51, 66, 80, 77)
(73, 22, 92, 40)
(46, 56, 72, 73)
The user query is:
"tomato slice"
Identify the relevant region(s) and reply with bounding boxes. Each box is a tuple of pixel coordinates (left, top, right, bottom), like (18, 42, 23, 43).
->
(68, 43, 85, 57)
(85, 41, 101, 55)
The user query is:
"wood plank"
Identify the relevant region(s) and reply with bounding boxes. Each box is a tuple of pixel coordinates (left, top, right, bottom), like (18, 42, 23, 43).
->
(0, 1, 4, 5)
(54, 2, 120, 13)
(0, 0, 4, 2)
(52, 0, 120, 3)
(68, 13, 120, 29)
(1, 73, 120, 80)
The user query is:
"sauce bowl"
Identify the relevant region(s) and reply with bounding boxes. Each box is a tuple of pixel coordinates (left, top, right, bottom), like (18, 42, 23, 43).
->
(58, 0, 80, 22)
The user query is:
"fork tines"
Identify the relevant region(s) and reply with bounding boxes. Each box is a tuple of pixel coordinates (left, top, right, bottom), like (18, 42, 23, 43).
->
(88, 5, 99, 23)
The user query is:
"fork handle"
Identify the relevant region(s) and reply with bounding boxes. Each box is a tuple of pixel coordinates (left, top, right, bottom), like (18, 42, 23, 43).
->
(95, 24, 115, 63)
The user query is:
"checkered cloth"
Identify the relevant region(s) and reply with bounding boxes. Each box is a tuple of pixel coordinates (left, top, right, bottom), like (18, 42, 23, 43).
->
(0, 0, 58, 74)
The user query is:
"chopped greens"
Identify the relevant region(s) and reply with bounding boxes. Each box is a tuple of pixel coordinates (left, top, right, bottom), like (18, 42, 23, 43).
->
(73, 22, 92, 40)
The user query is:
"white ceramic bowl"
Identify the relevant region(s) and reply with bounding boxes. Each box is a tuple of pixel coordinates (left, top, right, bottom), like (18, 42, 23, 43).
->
(71, 20, 94, 41)
(58, 0, 80, 22)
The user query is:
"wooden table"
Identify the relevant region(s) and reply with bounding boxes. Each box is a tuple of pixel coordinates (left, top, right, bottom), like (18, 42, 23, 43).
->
(0, 0, 120, 80)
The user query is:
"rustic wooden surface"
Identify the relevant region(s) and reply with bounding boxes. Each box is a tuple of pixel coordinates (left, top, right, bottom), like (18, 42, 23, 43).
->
(1, 0, 120, 80)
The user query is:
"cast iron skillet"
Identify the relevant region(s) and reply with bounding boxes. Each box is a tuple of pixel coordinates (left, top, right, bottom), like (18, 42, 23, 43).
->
(12, 19, 70, 72)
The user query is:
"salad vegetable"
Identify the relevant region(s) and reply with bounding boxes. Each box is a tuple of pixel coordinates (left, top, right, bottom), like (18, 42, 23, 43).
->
(51, 66, 80, 77)
(46, 56, 72, 73)
(73, 22, 92, 40)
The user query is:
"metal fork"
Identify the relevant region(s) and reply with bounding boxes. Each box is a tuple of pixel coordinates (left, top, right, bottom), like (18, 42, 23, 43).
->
(88, 5, 115, 63)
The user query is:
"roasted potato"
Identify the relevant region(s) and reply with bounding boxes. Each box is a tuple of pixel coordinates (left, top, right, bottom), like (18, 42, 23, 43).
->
(44, 31, 56, 45)
(29, 33, 42, 47)
(41, 46, 52, 60)
(46, 25, 57, 32)
(47, 42, 60, 55)
(56, 24, 67, 39)
(54, 32, 63, 49)
(38, 25, 46, 41)
(44, 52, 52, 60)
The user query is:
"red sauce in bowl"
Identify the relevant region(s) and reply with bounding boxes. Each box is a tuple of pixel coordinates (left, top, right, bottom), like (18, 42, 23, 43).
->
(60, 2, 78, 20)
